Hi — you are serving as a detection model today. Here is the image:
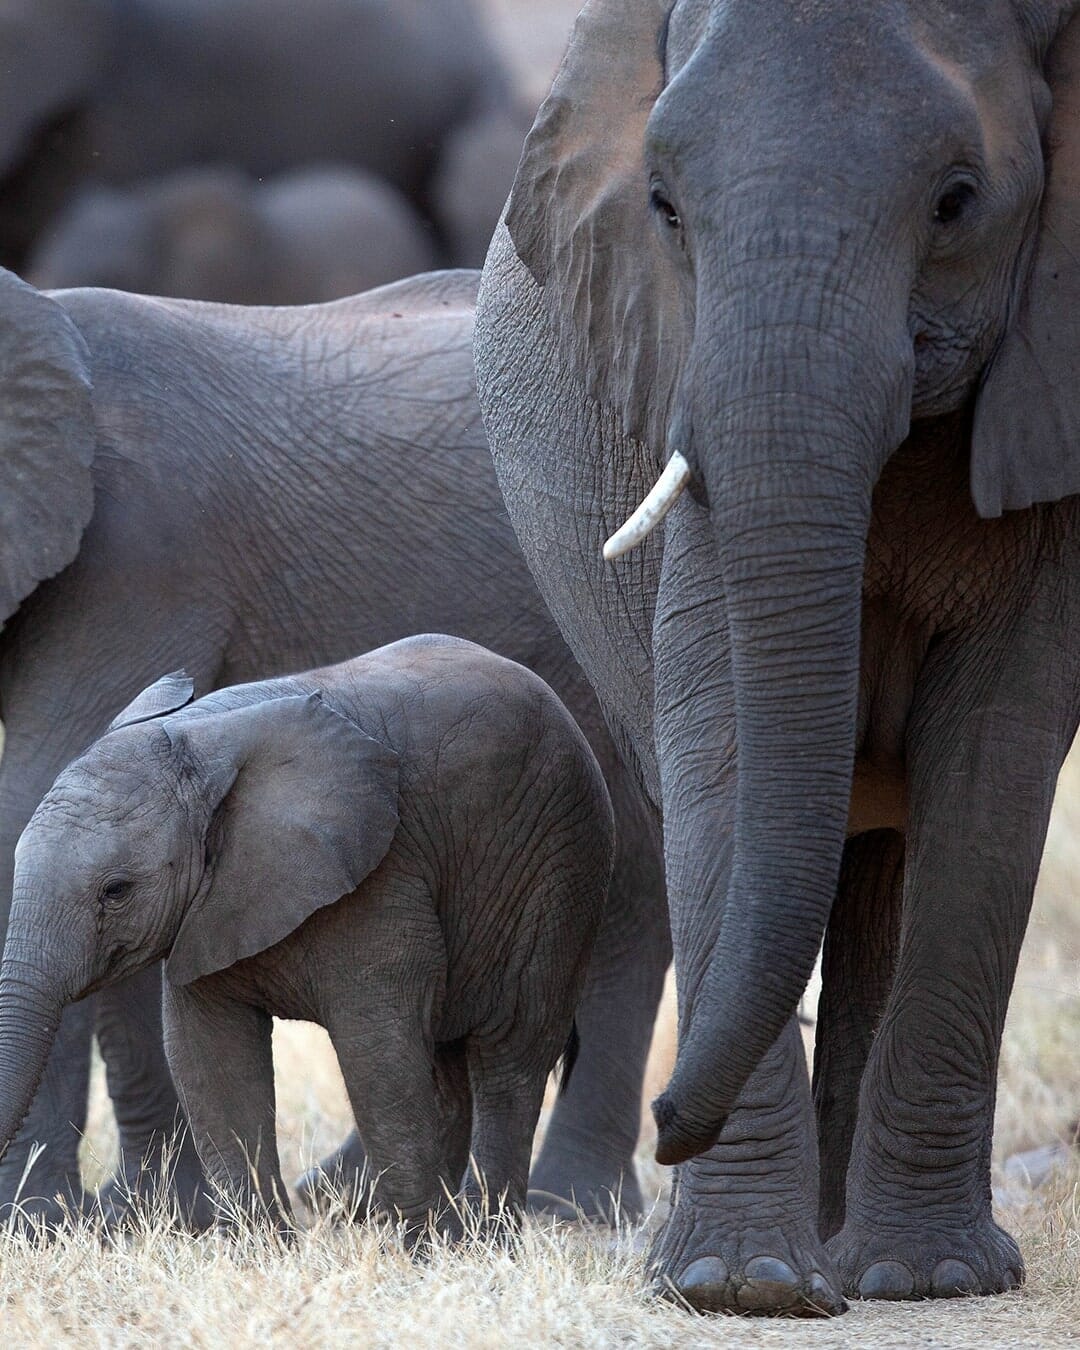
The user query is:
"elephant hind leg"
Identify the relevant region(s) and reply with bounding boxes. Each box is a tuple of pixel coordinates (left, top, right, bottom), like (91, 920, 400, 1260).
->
(813, 828, 903, 1241)
(295, 1038, 471, 1221)
(527, 777, 669, 1224)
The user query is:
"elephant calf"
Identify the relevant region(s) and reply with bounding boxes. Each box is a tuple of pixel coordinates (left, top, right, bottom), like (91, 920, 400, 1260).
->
(0, 636, 613, 1237)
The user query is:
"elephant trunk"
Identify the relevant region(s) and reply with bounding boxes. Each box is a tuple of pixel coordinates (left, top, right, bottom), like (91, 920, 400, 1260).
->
(654, 240, 913, 1164)
(0, 945, 70, 1162)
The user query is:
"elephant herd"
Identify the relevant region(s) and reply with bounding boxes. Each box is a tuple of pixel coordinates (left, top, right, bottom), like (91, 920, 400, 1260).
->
(0, 0, 1078, 1324)
(1, 0, 532, 291)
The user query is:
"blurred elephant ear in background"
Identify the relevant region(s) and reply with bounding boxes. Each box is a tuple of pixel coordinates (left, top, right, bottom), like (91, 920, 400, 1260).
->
(28, 165, 440, 303)
(431, 100, 534, 268)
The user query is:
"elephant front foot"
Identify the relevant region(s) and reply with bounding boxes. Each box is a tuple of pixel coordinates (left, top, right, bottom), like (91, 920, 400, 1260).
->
(827, 1213, 1024, 1300)
(649, 1166, 846, 1316)
(526, 1149, 644, 1225)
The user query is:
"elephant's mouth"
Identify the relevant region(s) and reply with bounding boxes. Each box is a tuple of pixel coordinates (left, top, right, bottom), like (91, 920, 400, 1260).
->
(909, 313, 990, 419)
(79, 943, 129, 998)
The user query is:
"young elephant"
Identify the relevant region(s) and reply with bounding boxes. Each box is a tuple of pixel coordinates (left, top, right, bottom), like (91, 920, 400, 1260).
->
(0, 637, 613, 1236)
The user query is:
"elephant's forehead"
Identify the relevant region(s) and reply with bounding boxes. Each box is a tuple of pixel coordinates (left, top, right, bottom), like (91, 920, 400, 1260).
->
(28, 759, 165, 850)
(669, 0, 1017, 88)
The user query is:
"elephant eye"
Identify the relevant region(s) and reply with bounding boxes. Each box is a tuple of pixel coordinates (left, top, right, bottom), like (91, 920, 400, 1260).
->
(933, 181, 976, 226)
(649, 184, 682, 231)
(100, 878, 132, 902)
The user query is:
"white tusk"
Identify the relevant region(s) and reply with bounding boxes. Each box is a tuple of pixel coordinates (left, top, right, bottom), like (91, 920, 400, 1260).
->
(602, 452, 692, 561)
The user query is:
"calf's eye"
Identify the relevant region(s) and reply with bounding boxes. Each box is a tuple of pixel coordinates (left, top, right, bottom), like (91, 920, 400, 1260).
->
(101, 878, 131, 901)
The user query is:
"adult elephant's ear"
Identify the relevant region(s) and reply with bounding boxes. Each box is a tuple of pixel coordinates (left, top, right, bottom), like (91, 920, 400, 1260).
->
(108, 673, 196, 731)
(972, 10, 1080, 516)
(165, 693, 400, 986)
(0, 268, 95, 624)
(505, 0, 684, 449)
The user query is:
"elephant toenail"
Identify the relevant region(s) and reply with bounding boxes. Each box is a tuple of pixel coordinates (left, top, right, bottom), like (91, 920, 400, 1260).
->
(807, 1271, 848, 1317)
(1003, 1265, 1024, 1291)
(931, 1259, 979, 1297)
(671, 1256, 730, 1308)
(736, 1256, 800, 1310)
(857, 1260, 915, 1300)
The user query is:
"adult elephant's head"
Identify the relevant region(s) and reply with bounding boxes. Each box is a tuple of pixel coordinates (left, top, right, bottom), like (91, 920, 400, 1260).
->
(492, 0, 1080, 1165)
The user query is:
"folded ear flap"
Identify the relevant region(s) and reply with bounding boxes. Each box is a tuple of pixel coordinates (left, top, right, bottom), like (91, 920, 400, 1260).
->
(971, 10, 1080, 516)
(108, 672, 196, 731)
(0, 269, 95, 625)
(505, 0, 686, 449)
(166, 692, 399, 986)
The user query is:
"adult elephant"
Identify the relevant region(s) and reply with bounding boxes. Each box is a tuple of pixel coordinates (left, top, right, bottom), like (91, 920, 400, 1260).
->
(476, 0, 1080, 1317)
(0, 0, 528, 269)
(0, 266, 667, 1231)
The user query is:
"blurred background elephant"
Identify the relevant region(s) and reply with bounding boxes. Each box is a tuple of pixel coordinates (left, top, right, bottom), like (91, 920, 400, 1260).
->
(0, 0, 532, 275)
(27, 166, 439, 303)
(0, 263, 667, 1235)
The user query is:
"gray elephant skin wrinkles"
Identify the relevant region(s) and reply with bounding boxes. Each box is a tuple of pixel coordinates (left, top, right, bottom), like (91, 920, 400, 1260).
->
(476, 0, 1080, 1316)
(0, 265, 667, 1233)
(0, 638, 613, 1241)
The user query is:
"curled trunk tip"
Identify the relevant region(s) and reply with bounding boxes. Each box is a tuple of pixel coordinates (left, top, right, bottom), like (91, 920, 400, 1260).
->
(651, 1090, 717, 1166)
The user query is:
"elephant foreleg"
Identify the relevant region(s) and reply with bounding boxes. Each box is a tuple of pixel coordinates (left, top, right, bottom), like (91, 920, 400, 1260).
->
(94, 965, 213, 1230)
(0, 723, 94, 1226)
(647, 495, 845, 1317)
(813, 829, 903, 1239)
(829, 612, 1076, 1299)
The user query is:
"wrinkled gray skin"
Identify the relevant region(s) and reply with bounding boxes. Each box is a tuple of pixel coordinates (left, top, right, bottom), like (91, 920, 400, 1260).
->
(476, 0, 1080, 1316)
(0, 265, 667, 1233)
(27, 165, 440, 304)
(0, 638, 614, 1239)
(0, 0, 529, 269)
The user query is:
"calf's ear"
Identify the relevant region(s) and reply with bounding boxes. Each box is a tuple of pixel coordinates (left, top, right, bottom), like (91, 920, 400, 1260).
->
(165, 693, 399, 986)
(108, 673, 196, 731)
